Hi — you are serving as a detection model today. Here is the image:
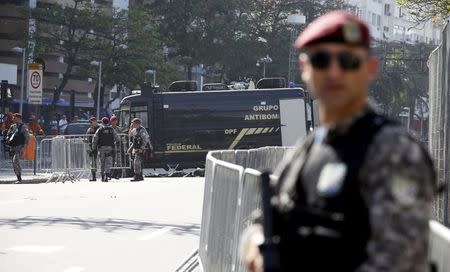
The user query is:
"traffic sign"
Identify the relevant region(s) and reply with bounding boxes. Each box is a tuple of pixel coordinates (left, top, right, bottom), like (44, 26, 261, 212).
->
(27, 63, 43, 105)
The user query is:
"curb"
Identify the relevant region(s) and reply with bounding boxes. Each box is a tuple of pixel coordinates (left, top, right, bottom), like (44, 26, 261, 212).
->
(0, 173, 50, 184)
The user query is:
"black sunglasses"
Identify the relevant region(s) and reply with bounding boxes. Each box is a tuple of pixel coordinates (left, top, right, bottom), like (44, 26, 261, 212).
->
(308, 51, 365, 71)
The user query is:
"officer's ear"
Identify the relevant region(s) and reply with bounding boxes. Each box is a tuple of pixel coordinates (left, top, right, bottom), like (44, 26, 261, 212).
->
(367, 55, 379, 82)
(299, 53, 312, 83)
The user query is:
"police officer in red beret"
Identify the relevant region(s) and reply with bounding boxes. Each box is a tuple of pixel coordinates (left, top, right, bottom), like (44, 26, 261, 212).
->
(6, 113, 29, 183)
(127, 118, 152, 181)
(241, 10, 436, 272)
(109, 115, 124, 179)
(92, 117, 120, 182)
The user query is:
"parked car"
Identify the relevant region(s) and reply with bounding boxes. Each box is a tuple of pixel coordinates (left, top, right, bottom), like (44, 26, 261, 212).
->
(64, 122, 91, 135)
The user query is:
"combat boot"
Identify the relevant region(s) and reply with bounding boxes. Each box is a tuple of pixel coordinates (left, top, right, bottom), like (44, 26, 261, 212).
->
(102, 174, 109, 182)
(89, 171, 96, 182)
(14, 175, 22, 184)
(130, 175, 143, 182)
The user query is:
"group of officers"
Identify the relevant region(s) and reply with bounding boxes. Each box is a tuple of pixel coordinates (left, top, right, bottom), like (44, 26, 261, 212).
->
(2, 112, 151, 183)
(85, 115, 151, 182)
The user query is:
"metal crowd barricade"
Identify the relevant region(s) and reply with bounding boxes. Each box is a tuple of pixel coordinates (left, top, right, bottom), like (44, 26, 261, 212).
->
(429, 23, 450, 226)
(199, 152, 244, 272)
(110, 133, 132, 177)
(199, 146, 450, 272)
(37, 134, 131, 182)
(0, 134, 45, 175)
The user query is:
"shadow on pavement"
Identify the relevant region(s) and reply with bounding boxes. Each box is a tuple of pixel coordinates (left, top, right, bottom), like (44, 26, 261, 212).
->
(0, 216, 200, 235)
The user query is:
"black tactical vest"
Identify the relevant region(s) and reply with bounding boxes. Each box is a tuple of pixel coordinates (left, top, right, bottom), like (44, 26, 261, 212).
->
(132, 127, 143, 149)
(86, 125, 100, 149)
(98, 126, 115, 147)
(8, 123, 25, 147)
(275, 111, 394, 272)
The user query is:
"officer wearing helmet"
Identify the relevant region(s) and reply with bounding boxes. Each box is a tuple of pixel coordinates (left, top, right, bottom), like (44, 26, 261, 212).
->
(127, 117, 151, 181)
(92, 117, 120, 182)
(241, 10, 436, 272)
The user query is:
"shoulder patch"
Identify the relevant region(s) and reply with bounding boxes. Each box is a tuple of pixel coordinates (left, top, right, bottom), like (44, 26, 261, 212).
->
(390, 174, 418, 207)
(317, 162, 347, 197)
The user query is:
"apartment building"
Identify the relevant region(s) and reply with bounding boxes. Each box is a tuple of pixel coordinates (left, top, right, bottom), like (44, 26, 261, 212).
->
(347, 0, 442, 45)
(0, 0, 130, 112)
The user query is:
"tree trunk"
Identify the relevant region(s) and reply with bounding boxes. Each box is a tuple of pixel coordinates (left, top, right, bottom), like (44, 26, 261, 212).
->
(408, 97, 416, 133)
(105, 84, 122, 110)
(51, 63, 73, 112)
(187, 64, 192, 80)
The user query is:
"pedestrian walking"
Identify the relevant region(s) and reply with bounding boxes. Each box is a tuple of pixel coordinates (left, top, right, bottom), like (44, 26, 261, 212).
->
(50, 114, 59, 135)
(6, 113, 29, 183)
(27, 115, 45, 136)
(127, 118, 152, 182)
(58, 115, 68, 134)
(85, 117, 100, 181)
(92, 117, 120, 182)
(1, 112, 13, 135)
(241, 10, 436, 272)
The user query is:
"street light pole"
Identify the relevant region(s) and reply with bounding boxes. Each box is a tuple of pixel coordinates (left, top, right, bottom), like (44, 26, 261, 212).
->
(145, 69, 156, 86)
(19, 48, 25, 115)
(12, 47, 26, 115)
(97, 61, 102, 120)
(90, 60, 102, 120)
(256, 55, 272, 78)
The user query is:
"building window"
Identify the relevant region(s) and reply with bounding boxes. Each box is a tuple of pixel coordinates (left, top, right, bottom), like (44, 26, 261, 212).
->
(377, 15, 381, 27)
(384, 4, 391, 15)
(372, 14, 376, 25)
(384, 26, 389, 32)
(399, 7, 403, 17)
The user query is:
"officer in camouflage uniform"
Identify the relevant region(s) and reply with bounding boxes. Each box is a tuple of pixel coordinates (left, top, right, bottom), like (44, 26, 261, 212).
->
(85, 117, 100, 181)
(92, 117, 120, 182)
(6, 113, 29, 183)
(110, 115, 123, 179)
(127, 117, 151, 181)
(242, 11, 436, 272)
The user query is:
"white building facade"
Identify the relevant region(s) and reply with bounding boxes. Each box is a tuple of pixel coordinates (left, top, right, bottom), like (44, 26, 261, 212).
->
(347, 0, 442, 45)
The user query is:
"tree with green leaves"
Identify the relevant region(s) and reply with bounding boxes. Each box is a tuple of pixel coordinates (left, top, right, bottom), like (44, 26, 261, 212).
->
(31, 0, 174, 113)
(31, 0, 106, 110)
(396, 0, 450, 22)
(370, 41, 433, 125)
(149, 0, 349, 83)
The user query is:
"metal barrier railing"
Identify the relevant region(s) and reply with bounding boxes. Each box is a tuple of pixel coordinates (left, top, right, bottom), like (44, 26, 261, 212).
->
(0, 133, 131, 182)
(428, 22, 450, 226)
(42, 134, 132, 182)
(199, 148, 278, 272)
(199, 146, 450, 272)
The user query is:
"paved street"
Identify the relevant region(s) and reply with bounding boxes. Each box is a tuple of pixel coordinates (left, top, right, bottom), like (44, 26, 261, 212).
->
(0, 177, 204, 272)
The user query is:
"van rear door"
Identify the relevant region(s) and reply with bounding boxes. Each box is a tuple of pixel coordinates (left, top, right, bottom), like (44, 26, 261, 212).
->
(279, 98, 307, 146)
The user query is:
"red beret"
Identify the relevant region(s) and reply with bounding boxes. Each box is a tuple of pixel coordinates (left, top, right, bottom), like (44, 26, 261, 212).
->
(101, 117, 109, 124)
(110, 115, 117, 122)
(13, 113, 22, 118)
(131, 118, 141, 123)
(294, 10, 370, 49)
(89, 116, 96, 122)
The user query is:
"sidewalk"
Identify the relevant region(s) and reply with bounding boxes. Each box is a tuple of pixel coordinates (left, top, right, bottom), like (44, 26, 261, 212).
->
(0, 171, 51, 184)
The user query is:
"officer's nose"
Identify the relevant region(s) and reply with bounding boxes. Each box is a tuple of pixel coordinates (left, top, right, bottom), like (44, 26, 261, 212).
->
(326, 57, 344, 79)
